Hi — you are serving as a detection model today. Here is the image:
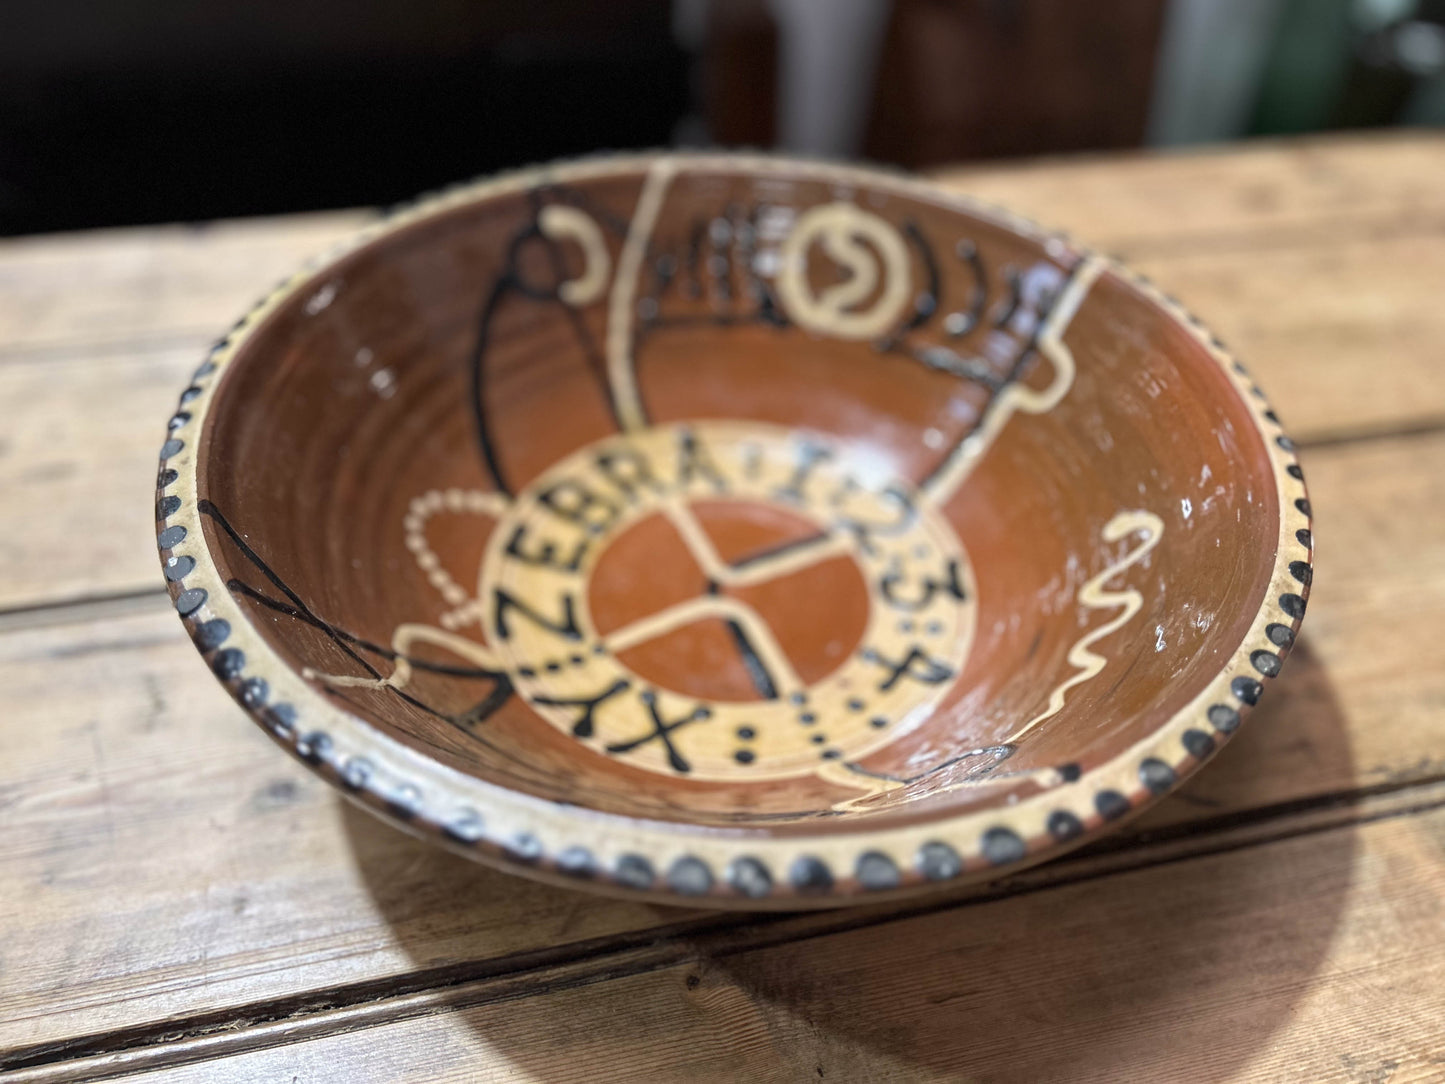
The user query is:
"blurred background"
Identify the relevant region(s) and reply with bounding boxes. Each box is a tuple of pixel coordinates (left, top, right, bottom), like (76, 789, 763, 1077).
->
(3, 0, 1443, 236)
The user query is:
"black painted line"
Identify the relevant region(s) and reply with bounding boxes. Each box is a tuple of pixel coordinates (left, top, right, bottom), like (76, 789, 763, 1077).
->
(724, 618, 781, 701)
(467, 275, 519, 498)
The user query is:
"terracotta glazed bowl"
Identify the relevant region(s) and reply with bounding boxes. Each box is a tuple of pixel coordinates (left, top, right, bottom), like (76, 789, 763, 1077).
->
(156, 153, 1313, 907)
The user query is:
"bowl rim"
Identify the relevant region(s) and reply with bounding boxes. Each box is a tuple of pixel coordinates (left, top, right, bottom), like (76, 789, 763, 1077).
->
(154, 150, 1313, 908)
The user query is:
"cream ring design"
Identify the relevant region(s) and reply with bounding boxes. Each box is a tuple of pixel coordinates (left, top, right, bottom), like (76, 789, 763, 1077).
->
(776, 202, 913, 340)
(479, 421, 978, 782)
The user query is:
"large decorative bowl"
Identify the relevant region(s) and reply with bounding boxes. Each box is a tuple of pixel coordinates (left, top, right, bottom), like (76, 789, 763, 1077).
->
(155, 153, 1313, 907)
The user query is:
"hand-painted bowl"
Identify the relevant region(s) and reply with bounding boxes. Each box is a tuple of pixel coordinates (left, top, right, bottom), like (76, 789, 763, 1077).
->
(155, 153, 1312, 907)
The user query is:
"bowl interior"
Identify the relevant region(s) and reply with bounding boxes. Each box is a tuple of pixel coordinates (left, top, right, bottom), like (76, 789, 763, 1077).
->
(197, 159, 1279, 832)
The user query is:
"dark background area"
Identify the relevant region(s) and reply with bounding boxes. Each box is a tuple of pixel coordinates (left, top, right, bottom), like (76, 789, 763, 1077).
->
(3, 0, 1443, 236)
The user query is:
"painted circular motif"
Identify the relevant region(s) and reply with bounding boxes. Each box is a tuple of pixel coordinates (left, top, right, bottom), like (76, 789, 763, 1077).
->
(478, 421, 978, 780)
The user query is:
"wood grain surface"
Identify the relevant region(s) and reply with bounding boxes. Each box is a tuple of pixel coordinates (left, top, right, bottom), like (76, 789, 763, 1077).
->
(1, 133, 1442, 1082)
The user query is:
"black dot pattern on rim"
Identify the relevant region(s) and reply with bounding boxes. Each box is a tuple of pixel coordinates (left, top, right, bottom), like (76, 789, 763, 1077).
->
(1047, 810, 1084, 841)
(615, 853, 655, 889)
(1057, 762, 1082, 783)
(790, 855, 833, 893)
(194, 619, 231, 651)
(1296, 528, 1312, 549)
(1183, 728, 1216, 759)
(1251, 650, 1281, 677)
(981, 826, 1026, 866)
(444, 810, 485, 844)
(1295, 497, 1311, 515)
(1287, 464, 1304, 481)
(557, 846, 596, 878)
(1208, 703, 1241, 733)
(734, 749, 755, 765)
(239, 676, 268, 707)
(389, 785, 423, 817)
(856, 851, 900, 890)
(158, 495, 182, 517)
(1139, 758, 1176, 794)
(1266, 623, 1295, 648)
(917, 841, 961, 880)
(1277, 435, 1296, 451)
(507, 834, 543, 863)
(340, 757, 372, 789)
(1289, 562, 1312, 588)
(160, 438, 184, 459)
(157, 525, 186, 548)
(296, 730, 331, 762)
(158, 469, 179, 487)
(174, 588, 207, 616)
(1232, 676, 1262, 705)
(667, 855, 714, 895)
(728, 856, 772, 898)
(1279, 593, 1306, 619)
(266, 703, 296, 737)
(1095, 790, 1130, 821)
(212, 648, 245, 680)
(163, 556, 194, 582)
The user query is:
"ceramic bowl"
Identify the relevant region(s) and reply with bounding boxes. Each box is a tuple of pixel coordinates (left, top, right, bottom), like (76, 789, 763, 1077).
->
(155, 153, 1313, 907)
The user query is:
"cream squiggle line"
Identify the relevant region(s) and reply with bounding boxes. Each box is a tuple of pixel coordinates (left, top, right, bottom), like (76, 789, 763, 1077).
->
(1004, 509, 1165, 744)
(818, 508, 1162, 808)
(607, 161, 676, 432)
(921, 254, 1107, 507)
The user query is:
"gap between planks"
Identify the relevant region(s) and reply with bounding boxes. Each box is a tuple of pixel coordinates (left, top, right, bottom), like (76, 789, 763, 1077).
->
(5, 776, 1444, 1083)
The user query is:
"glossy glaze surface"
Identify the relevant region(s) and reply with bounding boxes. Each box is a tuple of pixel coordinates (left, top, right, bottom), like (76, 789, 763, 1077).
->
(158, 154, 1310, 904)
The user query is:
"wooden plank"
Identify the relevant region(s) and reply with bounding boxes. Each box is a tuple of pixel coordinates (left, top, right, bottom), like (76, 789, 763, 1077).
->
(0, 212, 370, 361)
(1, 430, 1442, 1054)
(48, 804, 1445, 1083)
(0, 135, 1438, 365)
(0, 344, 199, 611)
(4, 203, 1445, 612)
(937, 130, 1445, 255)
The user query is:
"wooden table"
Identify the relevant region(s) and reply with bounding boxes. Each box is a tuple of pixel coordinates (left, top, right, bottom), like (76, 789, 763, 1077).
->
(2, 133, 1443, 1083)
